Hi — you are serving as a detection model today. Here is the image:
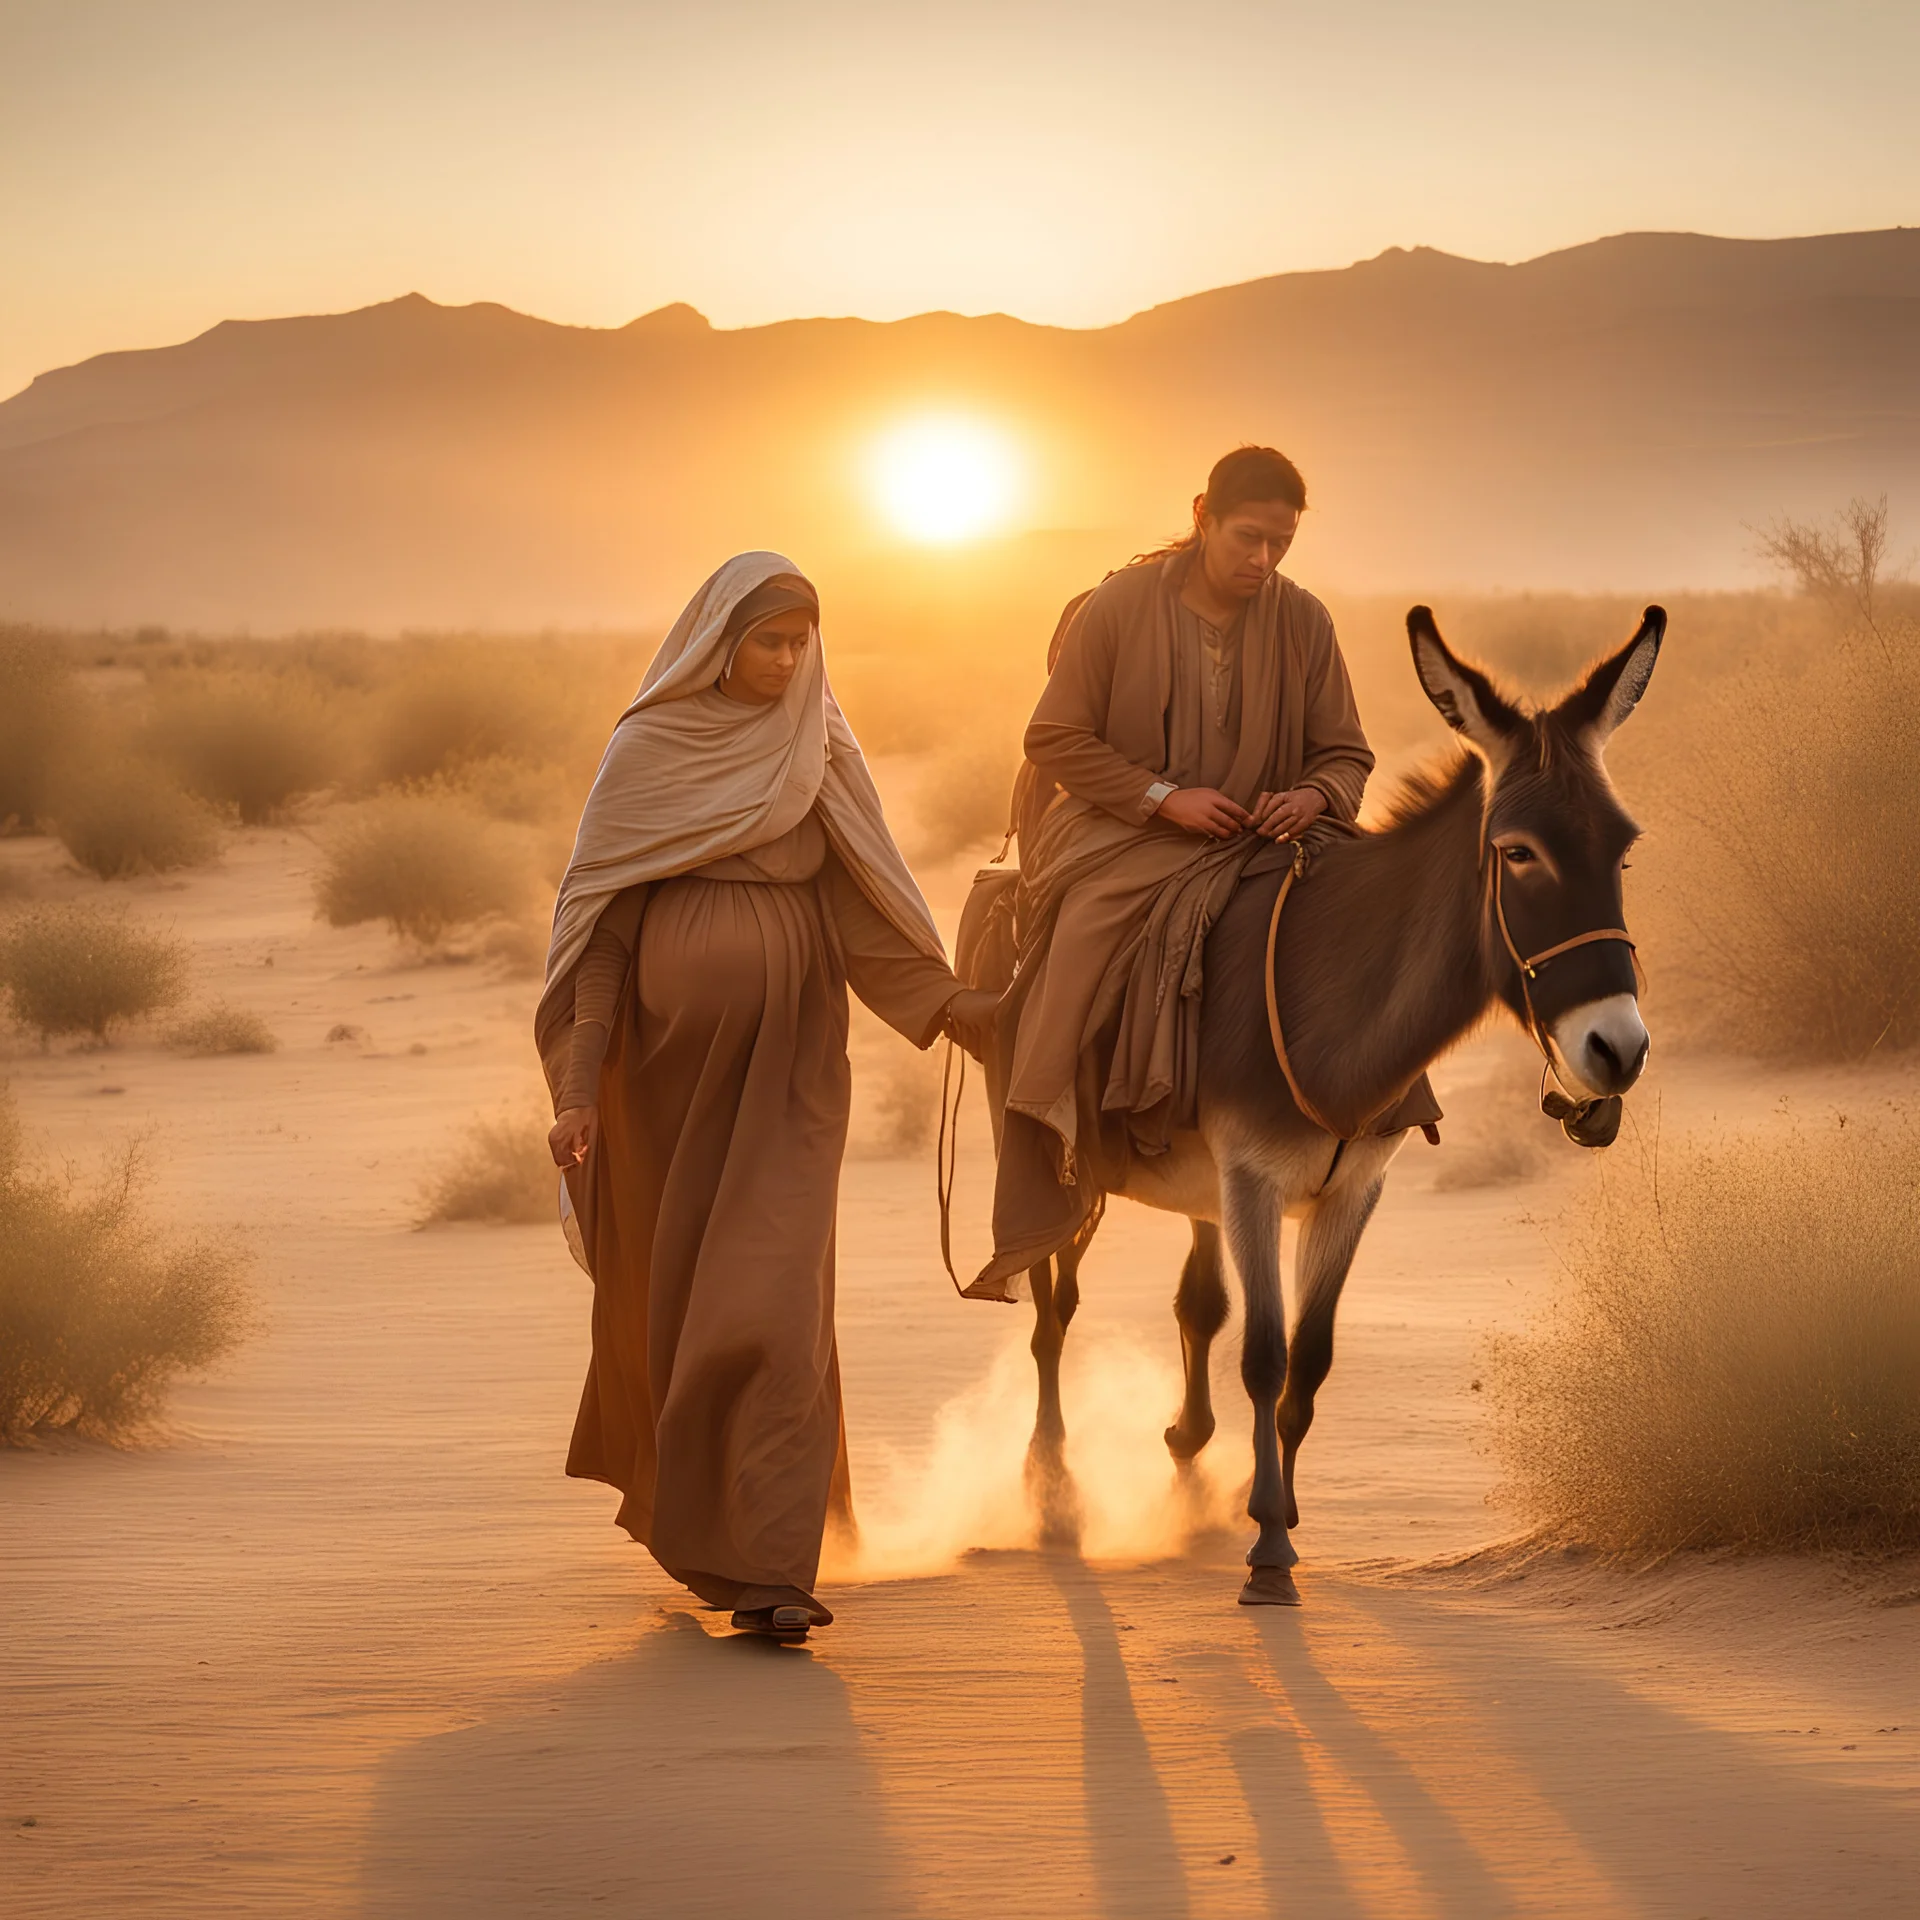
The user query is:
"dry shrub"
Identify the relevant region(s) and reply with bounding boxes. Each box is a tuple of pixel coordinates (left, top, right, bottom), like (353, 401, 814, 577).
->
(1644, 624, 1920, 1062)
(419, 1114, 556, 1225)
(476, 915, 549, 978)
(846, 1003, 944, 1159)
(0, 630, 80, 829)
(1431, 1038, 1553, 1192)
(166, 1002, 277, 1055)
(316, 795, 531, 945)
(0, 905, 190, 1038)
(0, 1105, 253, 1441)
(433, 752, 579, 827)
(913, 728, 1023, 863)
(51, 759, 221, 879)
(1489, 1115, 1920, 1554)
(145, 674, 341, 821)
(363, 644, 585, 789)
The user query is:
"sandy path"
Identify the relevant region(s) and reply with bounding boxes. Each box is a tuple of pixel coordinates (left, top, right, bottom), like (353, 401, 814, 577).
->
(3, 829, 1916, 1918)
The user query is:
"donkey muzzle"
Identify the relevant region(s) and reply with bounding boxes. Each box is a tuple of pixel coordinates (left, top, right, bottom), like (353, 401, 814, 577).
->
(1542, 1087, 1624, 1149)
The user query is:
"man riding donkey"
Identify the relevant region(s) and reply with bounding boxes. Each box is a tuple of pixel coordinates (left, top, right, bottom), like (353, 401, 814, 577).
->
(960, 445, 1439, 1305)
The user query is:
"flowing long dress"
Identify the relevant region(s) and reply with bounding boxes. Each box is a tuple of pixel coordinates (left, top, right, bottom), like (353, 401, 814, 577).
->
(562, 812, 959, 1607)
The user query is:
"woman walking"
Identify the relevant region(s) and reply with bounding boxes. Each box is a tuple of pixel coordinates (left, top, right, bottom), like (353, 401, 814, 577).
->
(536, 553, 993, 1642)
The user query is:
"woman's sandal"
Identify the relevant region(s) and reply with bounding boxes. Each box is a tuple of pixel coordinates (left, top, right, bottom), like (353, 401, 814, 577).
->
(728, 1586, 834, 1641)
(730, 1604, 816, 1642)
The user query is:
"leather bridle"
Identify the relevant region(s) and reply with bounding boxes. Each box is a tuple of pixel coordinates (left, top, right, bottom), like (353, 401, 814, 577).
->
(1262, 837, 1643, 1144)
(1490, 849, 1640, 1118)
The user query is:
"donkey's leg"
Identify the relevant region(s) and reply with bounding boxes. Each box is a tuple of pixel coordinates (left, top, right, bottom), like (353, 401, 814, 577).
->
(1279, 1175, 1385, 1533)
(1029, 1259, 1068, 1465)
(1026, 1256, 1083, 1544)
(1222, 1163, 1296, 1602)
(1165, 1220, 1228, 1461)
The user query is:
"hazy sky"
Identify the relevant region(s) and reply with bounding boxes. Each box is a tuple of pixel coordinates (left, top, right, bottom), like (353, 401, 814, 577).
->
(4, 0, 1917, 398)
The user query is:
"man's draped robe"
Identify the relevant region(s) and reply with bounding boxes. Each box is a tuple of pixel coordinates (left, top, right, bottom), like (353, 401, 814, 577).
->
(976, 550, 1432, 1298)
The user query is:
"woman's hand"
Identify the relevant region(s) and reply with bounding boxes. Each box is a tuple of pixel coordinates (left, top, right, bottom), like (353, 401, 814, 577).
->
(548, 1107, 598, 1168)
(1155, 786, 1251, 839)
(942, 988, 1000, 1063)
(1249, 786, 1327, 842)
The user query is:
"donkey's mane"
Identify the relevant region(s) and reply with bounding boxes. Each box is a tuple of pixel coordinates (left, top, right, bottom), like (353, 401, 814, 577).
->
(1363, 750, 1484, 834)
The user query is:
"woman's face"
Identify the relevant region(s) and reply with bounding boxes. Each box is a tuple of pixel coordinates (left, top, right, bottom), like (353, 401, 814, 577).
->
(719, 607, 813, 706)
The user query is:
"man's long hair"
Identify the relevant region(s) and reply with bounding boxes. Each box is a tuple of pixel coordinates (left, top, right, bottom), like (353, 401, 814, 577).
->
(1133, 444, 1309, 565)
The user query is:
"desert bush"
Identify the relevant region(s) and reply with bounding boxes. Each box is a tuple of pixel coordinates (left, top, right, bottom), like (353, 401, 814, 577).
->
(1637, 526, 1920, 1060)
(1488, 1116, 1920, 1555)
(432, 752, 580, 827)
(0, 1105, 253, 1441)
(0, 630, 80, 829)
(51, 759, 221, 879)
(1431, 1038, 1553, 1192)
(362, 644, 585, 788)
(145, 673, 341, 822)
(914, 728, 1023, 861)
(419, 1114, 556, 1225)
(0, 905, 190, 1038)
(315, 795, 531, 945)
(166, 1002, 277, 1055)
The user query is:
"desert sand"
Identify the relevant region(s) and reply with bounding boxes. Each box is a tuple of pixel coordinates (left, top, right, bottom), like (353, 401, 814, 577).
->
(3, 823, 1917, 1920)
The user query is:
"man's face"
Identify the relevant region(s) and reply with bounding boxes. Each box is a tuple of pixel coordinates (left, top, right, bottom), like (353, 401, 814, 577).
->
(1197, 499, 1300, 600)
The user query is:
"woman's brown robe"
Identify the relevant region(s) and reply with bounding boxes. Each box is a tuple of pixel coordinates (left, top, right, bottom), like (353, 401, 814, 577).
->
(547, 815, 959, 1607)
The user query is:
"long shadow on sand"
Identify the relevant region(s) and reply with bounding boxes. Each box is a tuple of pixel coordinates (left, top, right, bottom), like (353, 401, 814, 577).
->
(1327, 1581, 1920, 1917)
(1044, 1553, 1192, 1919)
(1253, 1606, 1524, 1917)
(355, 1610, 903, 1920)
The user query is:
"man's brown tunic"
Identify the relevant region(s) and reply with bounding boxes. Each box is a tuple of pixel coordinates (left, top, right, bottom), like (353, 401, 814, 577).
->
(978, 548, 1375, 1295)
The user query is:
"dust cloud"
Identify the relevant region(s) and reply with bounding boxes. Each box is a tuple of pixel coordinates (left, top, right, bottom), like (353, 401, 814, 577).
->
(831, 1328, 1248, 1581)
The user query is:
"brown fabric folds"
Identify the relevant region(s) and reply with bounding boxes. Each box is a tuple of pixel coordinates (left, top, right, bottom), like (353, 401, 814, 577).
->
(979, 554, 1375, 1293)
(722, 573, 818, 645)
(536, 550, 947, 1125)
(563, 845, 959, 1602)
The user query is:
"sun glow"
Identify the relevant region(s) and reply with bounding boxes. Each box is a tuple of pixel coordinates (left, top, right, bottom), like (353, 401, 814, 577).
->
(870, 414, 1024, 544)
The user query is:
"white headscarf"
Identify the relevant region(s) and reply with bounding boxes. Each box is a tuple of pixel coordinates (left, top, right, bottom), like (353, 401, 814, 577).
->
(537, 551, 946, 1036)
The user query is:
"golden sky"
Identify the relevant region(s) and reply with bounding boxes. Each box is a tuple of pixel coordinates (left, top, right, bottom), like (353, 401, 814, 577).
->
(4, 0, 1917, 400)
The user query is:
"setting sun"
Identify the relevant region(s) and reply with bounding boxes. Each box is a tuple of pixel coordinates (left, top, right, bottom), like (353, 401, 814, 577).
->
(870, 414, 1024, 544)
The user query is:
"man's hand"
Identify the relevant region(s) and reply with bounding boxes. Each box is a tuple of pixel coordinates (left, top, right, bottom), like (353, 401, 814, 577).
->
(1249, 786, 1327, 842)
(942, 988, 1000, 1063)
(549, 1107, 597, 1168)
(1155, 786, 1251, 839)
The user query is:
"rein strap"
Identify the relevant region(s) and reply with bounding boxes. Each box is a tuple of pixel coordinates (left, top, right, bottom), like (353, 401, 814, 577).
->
(1262, 842, 1363, 1143)
(1263, 840, 1644, 1140)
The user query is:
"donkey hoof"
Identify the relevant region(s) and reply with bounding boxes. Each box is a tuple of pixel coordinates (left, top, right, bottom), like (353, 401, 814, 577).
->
(1239, 1565, 1302, 1607)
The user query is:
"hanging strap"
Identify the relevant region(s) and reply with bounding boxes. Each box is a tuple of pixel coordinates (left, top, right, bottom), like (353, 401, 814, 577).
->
(1491, 855, 1640, 1075)
(935, 1037, 969, 1294)
(1264, 838, 1644, 1142)
(1262, 842, 1362, 1142)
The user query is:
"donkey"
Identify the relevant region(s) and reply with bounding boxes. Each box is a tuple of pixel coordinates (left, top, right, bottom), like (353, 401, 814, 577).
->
(1016, 605, 1663, 1605)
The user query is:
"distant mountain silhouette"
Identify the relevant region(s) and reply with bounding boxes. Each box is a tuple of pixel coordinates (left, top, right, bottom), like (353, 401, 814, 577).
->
(3, 229, 1917, 629)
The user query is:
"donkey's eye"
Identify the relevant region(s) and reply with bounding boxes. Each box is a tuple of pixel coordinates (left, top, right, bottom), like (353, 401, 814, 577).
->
(1500, 843, 1536, 866)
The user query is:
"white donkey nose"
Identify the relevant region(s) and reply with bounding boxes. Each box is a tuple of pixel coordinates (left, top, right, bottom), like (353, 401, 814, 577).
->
(1548, 993, 1649, 1098)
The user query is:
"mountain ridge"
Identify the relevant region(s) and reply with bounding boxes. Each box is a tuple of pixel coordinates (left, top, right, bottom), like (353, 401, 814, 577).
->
(3, 228, 1917, 627)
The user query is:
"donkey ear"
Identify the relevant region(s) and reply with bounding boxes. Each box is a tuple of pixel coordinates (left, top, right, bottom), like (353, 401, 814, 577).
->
(1407, 605, 1522, 759)
(1558, 606, 1665, 747)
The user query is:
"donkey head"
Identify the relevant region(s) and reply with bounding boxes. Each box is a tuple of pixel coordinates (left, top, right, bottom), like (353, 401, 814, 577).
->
(1407, 604, 1665, 1108)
